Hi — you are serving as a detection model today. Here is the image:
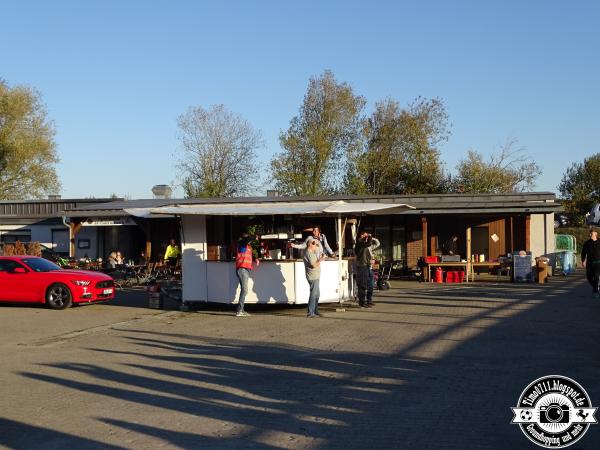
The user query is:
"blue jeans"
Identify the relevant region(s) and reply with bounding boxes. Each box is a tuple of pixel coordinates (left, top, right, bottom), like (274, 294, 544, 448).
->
(236, 268, 250, 312)
(307, 278, 320, 316)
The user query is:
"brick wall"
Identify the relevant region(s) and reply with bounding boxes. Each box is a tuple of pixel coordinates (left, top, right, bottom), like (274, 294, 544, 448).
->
(407, 238, 423, 268)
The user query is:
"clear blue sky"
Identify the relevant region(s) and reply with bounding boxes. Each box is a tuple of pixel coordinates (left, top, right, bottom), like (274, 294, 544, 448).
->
(2, 0, 598, 199)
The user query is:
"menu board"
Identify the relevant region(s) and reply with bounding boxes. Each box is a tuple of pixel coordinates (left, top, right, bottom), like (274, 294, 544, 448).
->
(513, 254, 533, 282)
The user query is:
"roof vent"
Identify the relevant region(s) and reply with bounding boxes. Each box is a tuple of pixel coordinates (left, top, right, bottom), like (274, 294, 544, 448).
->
(152, 185, 172, 199)
(48, 194, 61, 200)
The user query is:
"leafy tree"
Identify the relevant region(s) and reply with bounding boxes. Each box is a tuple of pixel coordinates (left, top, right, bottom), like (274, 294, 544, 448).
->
(451, 138, 541, 194)
(271, 70, 366, 196)
(558, 153, 600, 224)
(346, 97, 451, 194)
(344, 99, 404, 195)
(0, 80, 60, 199)
(176, 104, 262, 198)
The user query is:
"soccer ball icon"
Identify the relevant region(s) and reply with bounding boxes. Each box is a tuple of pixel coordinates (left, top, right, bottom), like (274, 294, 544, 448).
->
(521, 410, 533, 421)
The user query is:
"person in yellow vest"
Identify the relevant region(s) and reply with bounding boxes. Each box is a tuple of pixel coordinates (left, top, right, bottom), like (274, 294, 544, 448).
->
(234, 232, 259, 316)
(163, 239, 181, 271)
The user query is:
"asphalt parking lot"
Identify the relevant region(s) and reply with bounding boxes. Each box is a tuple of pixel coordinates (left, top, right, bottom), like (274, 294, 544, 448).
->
(1, 275, 599, 449)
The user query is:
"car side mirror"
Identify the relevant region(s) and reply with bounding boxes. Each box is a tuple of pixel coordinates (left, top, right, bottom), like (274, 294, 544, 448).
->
(13, 267, 27, 274)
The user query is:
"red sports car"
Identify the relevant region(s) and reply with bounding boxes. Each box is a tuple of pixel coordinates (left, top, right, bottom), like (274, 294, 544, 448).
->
(0, 256, 115, 309)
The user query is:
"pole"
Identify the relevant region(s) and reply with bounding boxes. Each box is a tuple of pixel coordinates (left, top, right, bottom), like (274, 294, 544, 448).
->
(466, 226, 472, 282)
(337, 214, 343, 308)
(68, 221, 82, 258)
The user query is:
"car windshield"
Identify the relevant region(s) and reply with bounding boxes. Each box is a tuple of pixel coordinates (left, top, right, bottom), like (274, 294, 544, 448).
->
(22, 257, 61, 272)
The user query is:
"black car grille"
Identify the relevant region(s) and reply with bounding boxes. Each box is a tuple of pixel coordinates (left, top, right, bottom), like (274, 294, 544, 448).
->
(95, 280, 114, 288)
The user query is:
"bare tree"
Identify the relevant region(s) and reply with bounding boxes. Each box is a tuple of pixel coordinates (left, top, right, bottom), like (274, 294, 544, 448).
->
(452, 138, 541, 193)
(176, 105, 262, 198)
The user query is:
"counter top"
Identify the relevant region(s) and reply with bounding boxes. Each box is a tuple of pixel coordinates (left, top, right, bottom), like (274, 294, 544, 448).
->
(206, 257, 354, 263)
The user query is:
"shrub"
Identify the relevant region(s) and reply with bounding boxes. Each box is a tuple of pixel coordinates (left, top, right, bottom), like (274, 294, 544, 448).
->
(14, 240, 27, 255)
(26, 241, 42, 256)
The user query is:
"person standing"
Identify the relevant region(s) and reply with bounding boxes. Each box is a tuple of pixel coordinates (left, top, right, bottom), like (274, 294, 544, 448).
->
(354, 231, 380, 308)
(106, 251, 118, 269)
(304, 239, 326, 317)
(137, 250, 148, 266)
(235, 232, 259, 316)
(443, 234, 459, 256)
(291, 225, 335, 257)
(164, 239, 181, 266)
(115, 251, 124, 266)
(581, 228, 600, 297)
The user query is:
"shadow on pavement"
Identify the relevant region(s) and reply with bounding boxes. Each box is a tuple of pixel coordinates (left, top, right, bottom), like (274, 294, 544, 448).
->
(7, 275, 600, 449)
(0, 418, 127, 450)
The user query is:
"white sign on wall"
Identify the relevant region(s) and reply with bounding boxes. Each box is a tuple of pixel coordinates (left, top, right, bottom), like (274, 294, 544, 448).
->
(81, 218, 136, 227)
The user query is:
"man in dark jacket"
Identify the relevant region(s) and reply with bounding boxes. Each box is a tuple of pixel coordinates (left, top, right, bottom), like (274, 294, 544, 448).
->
(354, 231, 380, 308)
(581, 228, 600, 297)
(443, 234, 459, 255)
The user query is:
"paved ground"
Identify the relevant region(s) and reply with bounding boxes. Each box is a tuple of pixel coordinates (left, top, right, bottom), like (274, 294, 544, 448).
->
(1, 274, 599, 449)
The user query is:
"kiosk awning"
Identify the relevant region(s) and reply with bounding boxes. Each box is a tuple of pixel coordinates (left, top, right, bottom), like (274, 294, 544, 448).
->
(142, 200, 414, 216)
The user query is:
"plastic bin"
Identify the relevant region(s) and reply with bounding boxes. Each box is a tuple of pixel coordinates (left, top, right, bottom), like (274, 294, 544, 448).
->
(555, 234, 576, 252)
(557, 250, 576, 276)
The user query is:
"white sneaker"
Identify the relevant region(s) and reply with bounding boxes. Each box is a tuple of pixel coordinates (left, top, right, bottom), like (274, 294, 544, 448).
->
(236, 311, 250, 317)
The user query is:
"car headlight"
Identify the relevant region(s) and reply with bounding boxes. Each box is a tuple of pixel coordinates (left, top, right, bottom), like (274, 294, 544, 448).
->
(71, 280, 91, 286)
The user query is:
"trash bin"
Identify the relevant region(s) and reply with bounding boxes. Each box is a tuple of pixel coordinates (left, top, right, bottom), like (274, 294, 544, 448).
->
(147, 284, 163, 309)
(148, 292, 163, 309)
(536, 257, 549, 283)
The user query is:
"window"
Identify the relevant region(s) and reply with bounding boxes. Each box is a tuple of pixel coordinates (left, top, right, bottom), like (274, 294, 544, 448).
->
(391, 226, 406, 262)
(22, 257, 60, 272)
(372, 226, 390, 262)
(0, 260, 25, 272)
(0, 230, 31, 244)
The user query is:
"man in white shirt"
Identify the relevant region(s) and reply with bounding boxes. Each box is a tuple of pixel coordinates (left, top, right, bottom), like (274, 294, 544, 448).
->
(291, 225, 335, 257)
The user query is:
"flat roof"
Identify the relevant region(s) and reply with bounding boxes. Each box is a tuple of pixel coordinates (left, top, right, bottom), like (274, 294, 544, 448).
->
(62, 192, 560, 218)
(0, 198, 122, 220)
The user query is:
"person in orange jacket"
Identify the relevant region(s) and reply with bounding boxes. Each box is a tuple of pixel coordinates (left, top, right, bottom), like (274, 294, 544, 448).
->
(234, 232, 259, 316)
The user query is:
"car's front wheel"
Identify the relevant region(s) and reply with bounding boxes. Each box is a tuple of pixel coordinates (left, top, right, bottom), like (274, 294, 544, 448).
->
(46, 283, 73, 310)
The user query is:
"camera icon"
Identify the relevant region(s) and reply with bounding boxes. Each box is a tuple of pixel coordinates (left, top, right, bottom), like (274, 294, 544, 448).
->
(540, 403, 570, 423)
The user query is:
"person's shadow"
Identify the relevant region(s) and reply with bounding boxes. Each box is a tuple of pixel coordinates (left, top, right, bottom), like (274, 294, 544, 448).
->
(252, 263, 289, 304)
